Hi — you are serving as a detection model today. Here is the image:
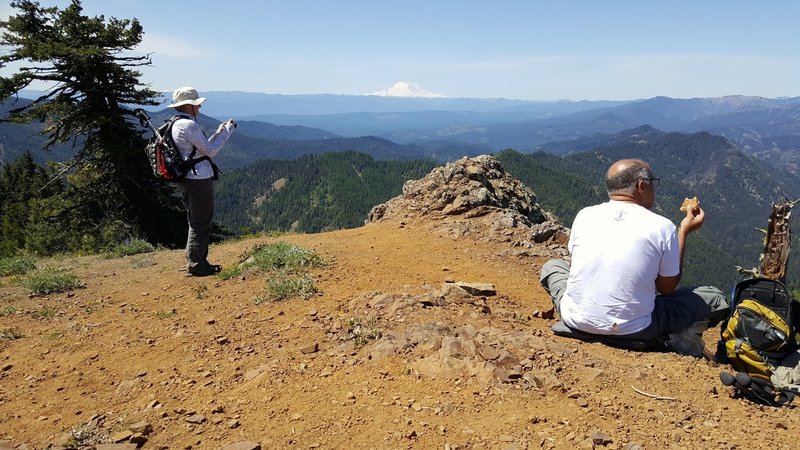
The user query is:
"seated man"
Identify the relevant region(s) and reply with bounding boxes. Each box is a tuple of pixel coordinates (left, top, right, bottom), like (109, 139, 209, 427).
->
(539, 158, 729, 344)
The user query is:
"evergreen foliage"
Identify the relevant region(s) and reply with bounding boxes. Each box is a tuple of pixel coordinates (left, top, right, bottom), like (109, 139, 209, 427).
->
(219, 135, 434, 168)
(215, 151, 436, 234)
(109, 239, 155, 258)
(494, 149, 606, 225)
(0, 255, 36, 276)
(0, 152, 60, 255)
(0, 1, 186, 255)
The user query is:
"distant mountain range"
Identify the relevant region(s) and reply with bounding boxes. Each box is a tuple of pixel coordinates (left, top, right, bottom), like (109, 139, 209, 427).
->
(174, 91, 625, 117)
(6, 92, 800, 175)
(367, 82, 446, 98)
(318, 95, 800, 175)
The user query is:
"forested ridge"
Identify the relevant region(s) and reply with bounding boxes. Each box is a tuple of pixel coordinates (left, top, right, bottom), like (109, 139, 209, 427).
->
(215, 151, 436, 234)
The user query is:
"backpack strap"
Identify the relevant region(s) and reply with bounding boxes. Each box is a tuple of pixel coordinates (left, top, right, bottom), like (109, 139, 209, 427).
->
(168, 115, 212, 177)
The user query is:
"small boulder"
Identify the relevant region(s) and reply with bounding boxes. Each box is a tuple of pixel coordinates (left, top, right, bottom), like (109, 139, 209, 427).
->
(221, 442, 261, 450)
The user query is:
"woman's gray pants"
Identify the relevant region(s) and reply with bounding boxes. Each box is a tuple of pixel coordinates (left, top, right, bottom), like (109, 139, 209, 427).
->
(176, 178, 214, 273)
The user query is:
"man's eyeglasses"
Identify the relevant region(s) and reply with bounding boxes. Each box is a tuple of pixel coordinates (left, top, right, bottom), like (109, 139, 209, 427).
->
(642, 177, 660, 188)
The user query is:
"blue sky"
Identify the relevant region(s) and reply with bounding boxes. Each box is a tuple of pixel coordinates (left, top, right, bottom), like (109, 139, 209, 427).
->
(2, 0, 799, 100)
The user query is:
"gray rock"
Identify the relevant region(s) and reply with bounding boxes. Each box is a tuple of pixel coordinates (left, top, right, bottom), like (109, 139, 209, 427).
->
(128, 421, 152, 435)
(452, 282, 496, 296)
(129, 434, 147, 446)
(115, 379, 141, 396)
(592, 430, 612, 445)
(244, 364, 270, 382)
(110, 431, 133, 443)
(185, 414, 206, 424)
(299, 342, 319, 354)
(478, 346, 501, 361)
(492, 367, 523, 383)
(439, 284, 474, 304)
(578, 367, 606, 383)
(221, 442, 261, 450)
(369, 341, 398, 360)
(367, 293, 398, 309)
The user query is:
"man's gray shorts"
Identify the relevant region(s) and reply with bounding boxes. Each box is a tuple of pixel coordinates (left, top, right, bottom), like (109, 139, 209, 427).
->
(539, 258, 730, 342)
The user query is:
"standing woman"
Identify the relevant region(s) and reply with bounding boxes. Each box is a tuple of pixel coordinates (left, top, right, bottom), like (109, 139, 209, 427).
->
(168, 86, 236, 277)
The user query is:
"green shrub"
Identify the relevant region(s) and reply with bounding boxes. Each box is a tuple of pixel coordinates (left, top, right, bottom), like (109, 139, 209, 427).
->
(254, 271, 317, 303)
(0, 328, 21, 340)
(346, 317, 382, 347)
(64, 421, 111, 448)
(128, 255, 155, 268)
(153, 308, 176, 319)
(0, 306, 18, 316)
(193, 283, 208, 299)
(0, 256, 37, 276)
(221, 241, 326, 280)
(32, 306, 57, 319)
(110, 239, 154, 257)
(217, 266, 240, 280)
(45, 329, 63, 339)
(23, 268, 83, 295)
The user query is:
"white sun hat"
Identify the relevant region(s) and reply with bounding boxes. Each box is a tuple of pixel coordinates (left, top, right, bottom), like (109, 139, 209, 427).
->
(167, 86, 207, 107)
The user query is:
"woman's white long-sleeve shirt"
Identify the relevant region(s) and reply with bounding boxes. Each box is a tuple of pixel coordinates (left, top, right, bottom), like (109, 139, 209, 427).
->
(170, 115, 235, 180)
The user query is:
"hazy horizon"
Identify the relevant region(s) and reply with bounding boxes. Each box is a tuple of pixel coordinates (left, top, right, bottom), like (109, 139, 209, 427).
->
(2, 1, 799, 101)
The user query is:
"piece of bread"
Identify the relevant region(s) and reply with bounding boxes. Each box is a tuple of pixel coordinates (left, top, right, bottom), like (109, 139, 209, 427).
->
(680, 196, 700, 213)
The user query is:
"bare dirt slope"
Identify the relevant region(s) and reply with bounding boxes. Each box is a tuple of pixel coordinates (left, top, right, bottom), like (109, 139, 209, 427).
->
(1, 156, 798, 449)
(0, 219, 797, 449)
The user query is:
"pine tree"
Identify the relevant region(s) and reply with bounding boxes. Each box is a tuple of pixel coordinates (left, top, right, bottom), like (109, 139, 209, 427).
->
(0, 152, 60, 255)
(0, 0, 185, 253)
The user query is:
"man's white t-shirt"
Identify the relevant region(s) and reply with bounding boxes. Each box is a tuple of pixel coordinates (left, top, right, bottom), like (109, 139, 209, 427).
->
(560, 200, 680, 335)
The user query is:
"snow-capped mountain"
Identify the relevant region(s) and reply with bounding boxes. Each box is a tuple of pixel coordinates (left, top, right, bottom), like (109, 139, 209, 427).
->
(367, 82, 446, 98)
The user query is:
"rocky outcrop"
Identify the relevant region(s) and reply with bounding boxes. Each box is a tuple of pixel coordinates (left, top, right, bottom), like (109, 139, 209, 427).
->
(367, 154, 569, 250)
(334, 282, 580, 388)
(368, 155, 547, 224)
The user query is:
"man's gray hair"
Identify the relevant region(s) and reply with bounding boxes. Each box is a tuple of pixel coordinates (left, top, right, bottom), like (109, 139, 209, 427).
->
(606, 163, 652, 195)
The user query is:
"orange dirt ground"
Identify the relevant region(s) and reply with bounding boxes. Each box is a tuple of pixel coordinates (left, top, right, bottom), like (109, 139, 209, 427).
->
(0, 219, 797, 449)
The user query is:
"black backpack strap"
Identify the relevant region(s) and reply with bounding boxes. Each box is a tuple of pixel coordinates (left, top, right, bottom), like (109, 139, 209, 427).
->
(185, 155, 220, 180)
(168, 115, 206, 176)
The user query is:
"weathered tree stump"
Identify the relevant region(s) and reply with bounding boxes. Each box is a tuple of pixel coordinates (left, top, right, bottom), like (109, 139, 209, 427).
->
(759, 199, 798, 281)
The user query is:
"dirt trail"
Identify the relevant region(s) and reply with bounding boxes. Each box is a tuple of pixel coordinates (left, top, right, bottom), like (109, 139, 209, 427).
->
(0, 219, 797, 449)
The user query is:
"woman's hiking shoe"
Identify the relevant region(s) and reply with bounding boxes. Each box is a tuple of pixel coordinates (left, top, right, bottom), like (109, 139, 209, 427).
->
(187, 264, 221, 277)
